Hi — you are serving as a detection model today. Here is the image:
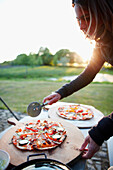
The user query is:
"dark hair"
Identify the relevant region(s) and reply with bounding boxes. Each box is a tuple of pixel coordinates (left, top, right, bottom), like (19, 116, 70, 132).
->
(72, 0, 88, 7)
(72, 0, 113, 40)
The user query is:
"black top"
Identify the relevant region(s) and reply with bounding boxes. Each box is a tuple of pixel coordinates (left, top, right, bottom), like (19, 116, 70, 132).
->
(56, 30, 113, 145)
(89, 113, 113, 146)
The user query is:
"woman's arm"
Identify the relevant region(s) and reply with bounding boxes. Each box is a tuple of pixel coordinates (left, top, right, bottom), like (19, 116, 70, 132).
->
(56, 48, 105, 99)
(43, 47, 105, 104)
(80, 112, 113, 159)
(89, 112, 113, 146)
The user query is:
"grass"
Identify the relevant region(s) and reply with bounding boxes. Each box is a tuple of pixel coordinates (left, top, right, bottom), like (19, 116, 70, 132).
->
(0, 79, 113, 116)
(0, 66, 113, 116)
(0, 66, 84, 79)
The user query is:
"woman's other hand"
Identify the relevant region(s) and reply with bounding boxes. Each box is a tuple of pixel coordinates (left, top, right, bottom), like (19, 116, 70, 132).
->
(43, 93, 61, 105)
(80, 135, 100, 159)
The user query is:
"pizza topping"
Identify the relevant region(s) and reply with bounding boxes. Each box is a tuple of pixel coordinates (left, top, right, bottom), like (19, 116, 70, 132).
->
(25, 127, 38, 132)
(82, 112, 88, 116)
(17, 132, 24, 136)
(76, 109, 83, 113)
(19, 139, 29, 146)
(46, 139, 51, 144)
(52, 134, 61, 140)
(57, 104, 94, 120)
(12, 120, 67, 151)
(20, 134, 27, 140)
(16, 128, 22, 133)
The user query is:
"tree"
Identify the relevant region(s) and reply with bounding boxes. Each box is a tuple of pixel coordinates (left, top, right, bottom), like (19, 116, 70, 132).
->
(28, 53, 37, 66)
(12, 54, 28, 65)
(69, 52, 83, 64)
(53, 55, 58, 66)
(54, 49, 70, 60)
(12, 53, 37, 66)
(36, 55, 43, 65)
(10, 46, 84, 66)
(58, 56, 70, 66)
(38, 47, 53, 65)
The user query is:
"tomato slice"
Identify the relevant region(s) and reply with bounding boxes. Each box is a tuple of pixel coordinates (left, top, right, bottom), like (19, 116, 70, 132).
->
(49, 124, 59, 128)
(77, 109, 83, 113)
(26, 127, 38, 132)
(20, 134, 27, 139)
(16, 128, 22, 133)
(82, 112, 88, 116)
(45, 133, 58, 141)
(72, 116, 77, 119)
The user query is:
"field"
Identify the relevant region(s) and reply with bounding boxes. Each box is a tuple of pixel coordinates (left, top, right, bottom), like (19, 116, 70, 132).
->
(0, 66, 84, 79)
(0, 66, 113, 115)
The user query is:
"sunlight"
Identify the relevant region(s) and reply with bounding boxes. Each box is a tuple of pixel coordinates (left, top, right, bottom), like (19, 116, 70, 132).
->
(76, 34, 95, 62)
(0, 0, 95, 63)
(69, 20, 96, 62)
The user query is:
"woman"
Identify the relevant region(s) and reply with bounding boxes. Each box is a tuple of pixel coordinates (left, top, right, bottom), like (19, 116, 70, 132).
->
(43, 0, 113, 159)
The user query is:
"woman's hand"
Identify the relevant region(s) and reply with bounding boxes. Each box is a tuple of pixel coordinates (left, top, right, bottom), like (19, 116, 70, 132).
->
(43, 93, 61, 105)
(80, 135, 100, 159)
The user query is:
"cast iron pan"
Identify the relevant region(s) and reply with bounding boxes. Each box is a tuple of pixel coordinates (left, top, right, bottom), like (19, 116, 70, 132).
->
(12, 153, 72, 170)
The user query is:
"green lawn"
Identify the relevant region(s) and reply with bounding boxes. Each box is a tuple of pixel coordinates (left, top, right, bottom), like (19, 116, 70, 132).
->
(0, 79, 113, 116)
(0, 65, 113, 79)
(0, 66, 84, 79)
(0, 66, 113, 115)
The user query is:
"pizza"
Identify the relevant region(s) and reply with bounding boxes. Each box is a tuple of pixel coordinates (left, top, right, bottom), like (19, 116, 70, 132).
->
(12, 119, 67, 150)
(57, 104, 94, 120)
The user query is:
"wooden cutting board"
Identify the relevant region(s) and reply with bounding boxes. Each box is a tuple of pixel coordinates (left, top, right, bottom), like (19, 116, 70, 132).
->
(48, 103, 104, 128)
(0, 118, 84, 166)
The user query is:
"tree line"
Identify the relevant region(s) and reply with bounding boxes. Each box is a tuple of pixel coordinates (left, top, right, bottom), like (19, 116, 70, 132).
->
(3, 47, 85, 66)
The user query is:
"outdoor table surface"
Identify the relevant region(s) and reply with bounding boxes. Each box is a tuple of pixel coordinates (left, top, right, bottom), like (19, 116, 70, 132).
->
(0, 101, 105, 169)
(0, 104, 88, 170)
(0, 120, 86, 170)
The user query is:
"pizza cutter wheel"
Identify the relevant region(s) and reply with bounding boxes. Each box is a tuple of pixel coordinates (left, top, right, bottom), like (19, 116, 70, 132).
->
(27, 101, 48, 117)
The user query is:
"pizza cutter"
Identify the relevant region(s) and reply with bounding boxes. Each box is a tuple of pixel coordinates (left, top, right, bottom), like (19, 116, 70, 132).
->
(27, 101, 48, 117)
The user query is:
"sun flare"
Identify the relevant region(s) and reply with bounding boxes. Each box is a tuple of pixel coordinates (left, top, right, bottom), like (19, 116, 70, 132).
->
(0, 0, 95, 64)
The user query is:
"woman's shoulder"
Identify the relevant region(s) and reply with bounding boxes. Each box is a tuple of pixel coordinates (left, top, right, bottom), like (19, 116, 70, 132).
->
(96, 30, 113, 47)
(94, 31, 113, 66)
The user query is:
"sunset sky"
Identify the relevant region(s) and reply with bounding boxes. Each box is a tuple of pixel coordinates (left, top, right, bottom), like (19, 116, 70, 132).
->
(0, 0, 94, 63)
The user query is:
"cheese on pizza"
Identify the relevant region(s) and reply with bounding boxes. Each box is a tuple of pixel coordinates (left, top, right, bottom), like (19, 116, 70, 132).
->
(12, 120, 67, 150)
(57, 105, 94, 120)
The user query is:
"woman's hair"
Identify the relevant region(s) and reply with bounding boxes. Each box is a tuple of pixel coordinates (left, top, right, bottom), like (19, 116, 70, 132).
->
(72, 0, 113, 40)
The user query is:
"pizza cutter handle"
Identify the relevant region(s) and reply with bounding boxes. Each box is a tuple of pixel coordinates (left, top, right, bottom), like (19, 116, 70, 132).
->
(27, 153, 47, 161)
(41, 101, 49, 107)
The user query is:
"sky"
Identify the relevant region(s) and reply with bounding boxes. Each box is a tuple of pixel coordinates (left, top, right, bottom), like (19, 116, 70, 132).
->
(0, 0, 94, 63)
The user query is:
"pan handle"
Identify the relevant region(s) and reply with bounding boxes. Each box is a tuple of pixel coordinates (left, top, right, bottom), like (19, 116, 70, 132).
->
(27, 153, 47, 162)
